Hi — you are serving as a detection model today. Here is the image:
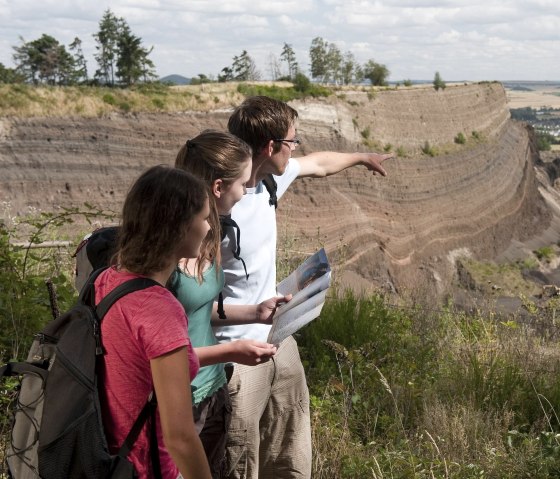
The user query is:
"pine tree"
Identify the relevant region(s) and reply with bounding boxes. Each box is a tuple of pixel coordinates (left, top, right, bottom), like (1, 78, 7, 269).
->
(280, 43, 298, 80)
(93, 9, 120, 85)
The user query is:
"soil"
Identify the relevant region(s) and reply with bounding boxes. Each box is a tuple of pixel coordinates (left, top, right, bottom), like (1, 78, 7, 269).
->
(2, 82, 560, 304)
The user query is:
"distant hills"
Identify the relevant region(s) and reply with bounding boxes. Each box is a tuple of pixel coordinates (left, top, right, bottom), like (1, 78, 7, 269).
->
(159, 74, 190, 85)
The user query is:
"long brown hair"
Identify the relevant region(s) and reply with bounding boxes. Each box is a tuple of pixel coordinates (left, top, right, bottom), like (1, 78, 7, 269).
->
(175, 129, 252, 281)
(117, 165, 207, 276)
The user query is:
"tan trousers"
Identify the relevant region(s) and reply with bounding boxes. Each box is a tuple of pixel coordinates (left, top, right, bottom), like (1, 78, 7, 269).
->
(225, 336, 311, 479)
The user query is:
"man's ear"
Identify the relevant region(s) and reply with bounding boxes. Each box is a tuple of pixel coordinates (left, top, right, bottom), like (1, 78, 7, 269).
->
(211, 179, 223, 198)
(265, 140, 275, 157)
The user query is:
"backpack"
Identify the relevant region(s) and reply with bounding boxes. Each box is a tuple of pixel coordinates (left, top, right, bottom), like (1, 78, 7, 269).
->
(1, 270, 161, 479)
(73, 227, 119, 292)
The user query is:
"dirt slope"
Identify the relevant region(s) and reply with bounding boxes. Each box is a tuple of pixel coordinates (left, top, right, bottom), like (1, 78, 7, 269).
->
(0, 82, 554, 300)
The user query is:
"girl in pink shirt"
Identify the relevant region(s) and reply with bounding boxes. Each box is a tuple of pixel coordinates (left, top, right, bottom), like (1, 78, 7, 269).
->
(96, 165, 212, 479)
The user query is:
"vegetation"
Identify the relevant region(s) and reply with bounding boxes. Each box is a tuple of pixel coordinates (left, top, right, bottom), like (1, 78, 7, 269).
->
(219, 50, 261, 82)
(236, 80, 331, 102)
(298, 290, 560, 478)
(534, 246, 556, 262)
(421, 141, 437, 157)
(2, 216, 560, 477)
(433, 71, 446, 91)
(10, 9, 155, 87)
(309, 36, 388, 86)
(454, 132, 467, 144)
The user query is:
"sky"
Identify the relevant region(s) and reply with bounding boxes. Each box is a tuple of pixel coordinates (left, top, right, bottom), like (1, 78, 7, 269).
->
(0, 0, 558, 82)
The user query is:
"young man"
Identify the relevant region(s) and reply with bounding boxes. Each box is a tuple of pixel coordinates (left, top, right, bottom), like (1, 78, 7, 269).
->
(214, 96, 392, 479)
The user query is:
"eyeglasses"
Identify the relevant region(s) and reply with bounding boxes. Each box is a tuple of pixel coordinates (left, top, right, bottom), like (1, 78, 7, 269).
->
(273, 137, 301, 149)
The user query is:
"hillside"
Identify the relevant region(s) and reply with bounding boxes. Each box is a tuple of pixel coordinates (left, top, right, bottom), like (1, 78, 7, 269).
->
(1, 82, 557, 301)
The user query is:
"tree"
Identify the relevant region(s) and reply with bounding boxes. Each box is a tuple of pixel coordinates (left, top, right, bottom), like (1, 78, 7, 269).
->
(433, 71, 446, 91)
(267, 53, 282, 81)
(309, 37, 329, 83)
(190, 73, 214, 85)
(341, 51, 362, 85)
(292, 72, 311, 93)
(116, 20, 156, 85)
(325, 43, 343, 84)
(69, 37, 88, 83)
(0, 62, 24, 84)
(280, 43, 298, 80)
(218, 66, 234, 82)
(221, 50, 260, 82)
(13, 34, 76, 85)
(363, 59, 389, 86)
(93, 9, 120, 85)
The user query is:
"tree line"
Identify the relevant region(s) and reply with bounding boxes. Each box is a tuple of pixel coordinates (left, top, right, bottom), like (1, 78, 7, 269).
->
(206, 39, 390, 86)
(1, 9, 155, 87)
(0, 12, 393, 87)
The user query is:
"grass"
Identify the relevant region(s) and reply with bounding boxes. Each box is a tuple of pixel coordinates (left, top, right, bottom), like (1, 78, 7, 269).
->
(298, 290, 560, 478)
(2, 213, 560, 478)
(0, 82, 249, 117)
(0, 81, 334, 118)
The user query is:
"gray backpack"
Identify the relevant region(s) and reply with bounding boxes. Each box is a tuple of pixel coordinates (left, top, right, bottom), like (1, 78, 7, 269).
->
(1, 270, 161, 478)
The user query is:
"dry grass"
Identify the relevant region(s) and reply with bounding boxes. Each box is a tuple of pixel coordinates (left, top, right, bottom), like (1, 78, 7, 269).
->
(0, 83, 253, 118)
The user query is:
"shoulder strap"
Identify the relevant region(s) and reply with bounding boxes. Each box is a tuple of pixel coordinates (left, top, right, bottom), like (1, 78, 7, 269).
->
(95, 277, 161, 320)
(262, 174, 278, 209)
(219, 216, 249, 280)
(117, 392, 161, 478)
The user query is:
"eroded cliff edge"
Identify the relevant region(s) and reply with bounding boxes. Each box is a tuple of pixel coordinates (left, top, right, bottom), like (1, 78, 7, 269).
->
(0, 82, 553, 300)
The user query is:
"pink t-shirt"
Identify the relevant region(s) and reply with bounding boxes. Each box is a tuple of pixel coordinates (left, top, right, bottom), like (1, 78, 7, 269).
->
(95, 268, 199, 479)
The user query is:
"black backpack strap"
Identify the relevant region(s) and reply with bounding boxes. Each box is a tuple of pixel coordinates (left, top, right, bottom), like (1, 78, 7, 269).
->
(95, 277, 161, 320)
(217, 292, 227, 320)
(78, 267, 108, 306)
(0, 362, 48, 381)
(117, 392, 161, 478)
(262, 174, 278, 209)
(97, 281, 162, 478)
(220, 215, 249, 280)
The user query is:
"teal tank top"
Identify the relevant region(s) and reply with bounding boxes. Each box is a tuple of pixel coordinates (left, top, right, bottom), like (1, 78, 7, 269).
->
(173, 262, 226, 405)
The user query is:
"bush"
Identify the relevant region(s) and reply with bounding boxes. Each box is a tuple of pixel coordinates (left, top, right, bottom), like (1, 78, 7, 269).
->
(102, 93, 116, 105)
(454, 132, 466, 144)
(297, 290, 560, 478)
(433, 71, 446, 91)
(360, 127, 370, 139)
(421, 140, 437, 156)
(534, 246, 555, 261)
(237, 81, 331, 102)
(292, 72, 311, 93)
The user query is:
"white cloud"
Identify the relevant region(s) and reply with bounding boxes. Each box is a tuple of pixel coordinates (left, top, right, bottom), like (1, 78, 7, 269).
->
(0, 0, 558, 81)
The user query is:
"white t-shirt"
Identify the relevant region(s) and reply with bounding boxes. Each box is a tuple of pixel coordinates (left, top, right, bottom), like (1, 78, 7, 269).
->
(214, 158, 301, 342)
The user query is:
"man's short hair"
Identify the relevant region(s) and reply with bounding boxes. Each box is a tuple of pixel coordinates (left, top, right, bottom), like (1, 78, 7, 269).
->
(227, 96, 298, 155)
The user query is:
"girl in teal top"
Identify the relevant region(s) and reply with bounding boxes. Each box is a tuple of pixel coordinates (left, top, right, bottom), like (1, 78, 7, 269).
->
(172, 130, 291, 477)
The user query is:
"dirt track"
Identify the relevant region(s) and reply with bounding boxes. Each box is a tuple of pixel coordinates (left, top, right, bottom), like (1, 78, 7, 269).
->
(1, 82, 558, 300)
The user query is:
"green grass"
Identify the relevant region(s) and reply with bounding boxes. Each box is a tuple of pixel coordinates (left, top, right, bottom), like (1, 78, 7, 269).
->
(298, 290, 560, 478)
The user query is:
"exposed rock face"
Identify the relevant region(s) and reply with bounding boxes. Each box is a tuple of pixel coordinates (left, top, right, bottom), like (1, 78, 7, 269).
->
(0, 83, 553, 299)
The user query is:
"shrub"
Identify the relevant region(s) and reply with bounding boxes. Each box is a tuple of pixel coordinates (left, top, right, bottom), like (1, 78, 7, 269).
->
(236, 81, 330, 102)
(293, 72, 311, 93)
(433, 71, 446, 91)
(454, 132, 466, 144)
(403, 79, 413, 87)
(102, 93, 116, 105)
(360, 127, 370, 139)
(534, 246, 555, 261)
(151, 97, 165, 109)
(422, 141, 437, 156)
